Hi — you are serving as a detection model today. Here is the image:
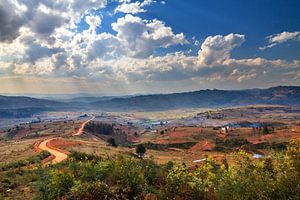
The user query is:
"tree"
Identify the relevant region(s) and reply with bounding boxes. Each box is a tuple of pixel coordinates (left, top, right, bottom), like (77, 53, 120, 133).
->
(263, 125, 270, 134)
(107, 138, 117, 147)
(136, 144, 146, 158)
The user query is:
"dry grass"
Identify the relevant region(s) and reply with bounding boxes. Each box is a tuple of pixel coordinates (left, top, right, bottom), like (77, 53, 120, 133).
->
(0, 139, 37, 164)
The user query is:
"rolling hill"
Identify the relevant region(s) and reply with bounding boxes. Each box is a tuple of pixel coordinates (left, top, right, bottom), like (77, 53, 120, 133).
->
(91, 86, 300, 111)
(0, 86, 299, 114)
(0, 96, 72, 118)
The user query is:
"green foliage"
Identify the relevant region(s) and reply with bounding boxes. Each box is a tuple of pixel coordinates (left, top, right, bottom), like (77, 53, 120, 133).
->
(0, 168, 39, 198)
(71, 181, 121, 200)
(84, 122, 114, 135)
(5, 128, 18, 139)
(107, 138, 118, 147)
(36, 169, 75, 200)
(69, 151, 102, 162)
(136, 144, 146, 155)
(141, 141, 197, 151)
(0, 151, 50, 171)
(215, 138, 249, 148)
(13, 140, 300, 200)
(214, 138, 250, 152)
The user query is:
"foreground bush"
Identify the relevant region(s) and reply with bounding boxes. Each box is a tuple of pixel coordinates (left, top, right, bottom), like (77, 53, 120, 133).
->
(35, 140, 300, 200)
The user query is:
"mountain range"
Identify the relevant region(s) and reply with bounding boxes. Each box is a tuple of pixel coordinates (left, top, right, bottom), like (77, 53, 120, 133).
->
(0, 86, 299, 117)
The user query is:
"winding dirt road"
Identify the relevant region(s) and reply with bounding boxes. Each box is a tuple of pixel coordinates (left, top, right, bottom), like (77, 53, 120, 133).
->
(37, 116, 94, 164)
(73, 116, 95, 136)
(38, 138, 68, 164)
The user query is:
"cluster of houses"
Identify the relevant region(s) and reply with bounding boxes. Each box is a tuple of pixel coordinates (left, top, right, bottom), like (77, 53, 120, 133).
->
(219, 122, 263, 134)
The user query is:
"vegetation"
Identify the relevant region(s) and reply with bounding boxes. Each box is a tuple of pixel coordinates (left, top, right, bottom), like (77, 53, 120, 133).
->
(0, 151, 50, 171)
(27, 140, 300, 199)
(1, 141, 300, 199)
(84, 122, 114, 135)
(107, 138, 118, 147)
(141, 142, 197, 151)
(135, 144, 146, 156)
(5, 127, 19, 139)
(213, 138, 250, 152)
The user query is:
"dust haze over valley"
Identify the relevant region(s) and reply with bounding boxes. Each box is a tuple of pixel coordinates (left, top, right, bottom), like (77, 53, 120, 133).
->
(1, 0, 300, 199)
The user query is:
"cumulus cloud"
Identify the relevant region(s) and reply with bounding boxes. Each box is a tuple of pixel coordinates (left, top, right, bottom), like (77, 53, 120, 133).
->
(24, 43, 63, 64)
(260, 31, 300, 50)
(112, 14, 186, 58)
(198, 33, 245, 65)
(85, 15, 102, 30)
(0, 0, 25, 42)
(29, 11, 66, 36)
(0, 0, 107, 43)
(86, 33, 123, 60)
(115, 0, 154, 14)
(0, 0, 299, 94)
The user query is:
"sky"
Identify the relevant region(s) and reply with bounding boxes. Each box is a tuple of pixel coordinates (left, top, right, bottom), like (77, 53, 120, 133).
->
(0, 0, 300, 95)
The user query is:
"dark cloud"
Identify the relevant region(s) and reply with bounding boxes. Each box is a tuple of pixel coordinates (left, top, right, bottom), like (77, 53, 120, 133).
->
(0, 0, 24, 42)
(29, 11, 66, 35)
(24, 43, 63, 63)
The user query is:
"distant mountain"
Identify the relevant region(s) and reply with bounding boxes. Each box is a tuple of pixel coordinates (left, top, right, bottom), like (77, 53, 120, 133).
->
(0, 96, 72, 118)
(90, 86, 300, 111)
(1, 86, 299, 115)
(0, 95, 69, 109)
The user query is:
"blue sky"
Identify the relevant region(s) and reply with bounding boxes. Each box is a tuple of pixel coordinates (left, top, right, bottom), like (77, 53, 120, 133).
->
(130, 0, 300, 60)
(0, 0, 300, 95)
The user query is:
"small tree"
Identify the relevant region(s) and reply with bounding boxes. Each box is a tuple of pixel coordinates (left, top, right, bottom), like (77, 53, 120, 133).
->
(107, 138, 117, 147)
(263, 125, 270, 135)
(136, 144, 146, 158)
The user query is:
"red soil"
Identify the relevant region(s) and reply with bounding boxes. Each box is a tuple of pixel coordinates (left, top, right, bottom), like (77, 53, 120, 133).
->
(168, 127, 202, 138)
(48, 139, 84, 149)
(248, 129, 300, 144)
(127, 135, 141, 143)
(190, 140, 215, 152)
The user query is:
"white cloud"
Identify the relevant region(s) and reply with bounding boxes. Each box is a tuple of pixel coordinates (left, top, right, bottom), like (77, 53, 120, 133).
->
(112, 14, 186, 58)
(115, 0, 154, 14)
(0, 0, 107, 42)
(260, 31, 300, 50)
(85, 15, 102, 31)
(86, 33, 123, 60)
(0, 0, 300, 94)
(198, 33, 245, 65)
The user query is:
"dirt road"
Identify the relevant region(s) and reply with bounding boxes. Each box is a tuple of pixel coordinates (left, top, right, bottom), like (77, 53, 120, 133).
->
(37, 116, 94, 164)
(73, 116, 95, 136)
(38, 138, 68, 164)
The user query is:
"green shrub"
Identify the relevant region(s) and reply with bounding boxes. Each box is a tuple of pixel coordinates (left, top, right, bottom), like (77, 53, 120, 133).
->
(34, 141, 300, 200)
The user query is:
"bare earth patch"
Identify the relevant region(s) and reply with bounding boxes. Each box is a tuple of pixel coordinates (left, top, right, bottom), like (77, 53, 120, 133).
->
(190, 140, 215, 152)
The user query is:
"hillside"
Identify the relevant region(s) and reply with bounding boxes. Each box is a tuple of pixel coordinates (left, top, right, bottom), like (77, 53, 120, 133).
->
(0, 96, 72, 118)
(0, 96, 69, 109)
(1, 86, 299, 114)
(91, 86, 300, 111)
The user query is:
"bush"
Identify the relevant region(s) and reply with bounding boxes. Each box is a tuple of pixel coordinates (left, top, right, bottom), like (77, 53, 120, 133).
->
(71, 181, 113, 200)
(136, 144, 146, 156)
(37, 170, 75, 200)
(34, 141, 300, 200)
(107, 138, 118, 147)
(0, 151, 50, 171)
